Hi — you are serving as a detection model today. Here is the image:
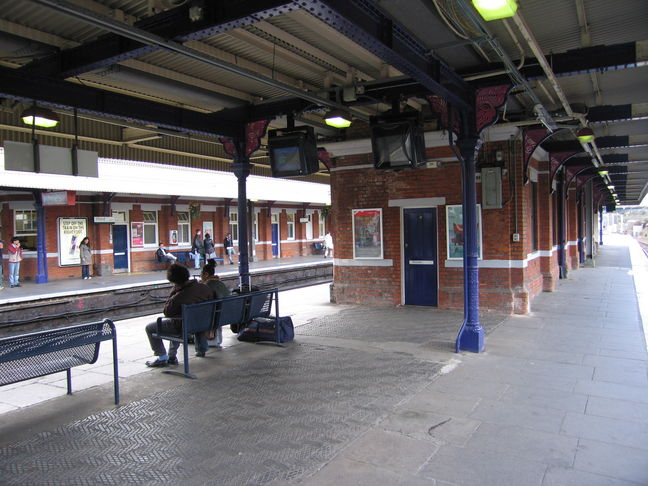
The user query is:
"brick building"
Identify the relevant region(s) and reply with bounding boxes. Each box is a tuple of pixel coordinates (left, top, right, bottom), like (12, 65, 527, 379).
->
(0, 156, 329, 282)
(323, 127, 599, 314)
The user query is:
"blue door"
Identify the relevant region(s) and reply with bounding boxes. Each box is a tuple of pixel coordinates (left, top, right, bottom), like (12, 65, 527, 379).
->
(404, 208, 438, 306)
(112, 225, 129, 270)
(271, 223, 279, 258)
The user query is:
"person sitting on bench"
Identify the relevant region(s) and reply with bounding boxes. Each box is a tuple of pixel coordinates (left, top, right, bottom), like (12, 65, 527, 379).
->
(156, 243, 177, 263)
(144, 264, 213, 367)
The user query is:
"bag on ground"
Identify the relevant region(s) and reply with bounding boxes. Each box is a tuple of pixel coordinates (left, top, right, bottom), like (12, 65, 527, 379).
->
(237, 316, 294, 343)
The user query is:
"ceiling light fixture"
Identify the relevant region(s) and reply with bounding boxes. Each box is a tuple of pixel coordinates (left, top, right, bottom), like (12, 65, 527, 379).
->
(21, 106, 60, 128)
(472, 0, 518, 21)
(324, 109, 352, 128)
(597, 170, 609, 176)
(576, 127, 595, 143)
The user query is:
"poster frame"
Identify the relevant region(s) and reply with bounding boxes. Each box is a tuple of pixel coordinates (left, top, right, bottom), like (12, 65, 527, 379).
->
(352, 208, 383, 259)
(445, 204, 483, 260)
(57, 217, 88, 266)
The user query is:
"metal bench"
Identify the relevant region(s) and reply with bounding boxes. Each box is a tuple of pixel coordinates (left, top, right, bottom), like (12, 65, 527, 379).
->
(0, 319, 120, 404)
(152, 289, 279, 379)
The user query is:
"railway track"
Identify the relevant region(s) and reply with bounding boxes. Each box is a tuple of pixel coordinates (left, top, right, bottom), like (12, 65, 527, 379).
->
(638, 238, 648, 258)
(0, 262, 332, 337)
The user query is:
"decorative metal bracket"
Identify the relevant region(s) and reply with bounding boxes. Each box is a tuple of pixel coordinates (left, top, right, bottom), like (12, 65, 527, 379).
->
(219, 120, 271, 159)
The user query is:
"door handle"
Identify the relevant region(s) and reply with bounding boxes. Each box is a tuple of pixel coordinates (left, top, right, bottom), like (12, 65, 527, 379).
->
(409, 260, 435, 265)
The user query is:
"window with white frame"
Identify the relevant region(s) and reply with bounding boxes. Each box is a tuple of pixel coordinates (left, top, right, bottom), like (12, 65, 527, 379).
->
(177, 211, 190, 245)
(14, 210, 37, 249)
(253, 212, 259, 242)
(318, 211, 325, 238)
(287, 213, 295, 240)
(143, 211, 158, 246)
(229, 212, 239, 242)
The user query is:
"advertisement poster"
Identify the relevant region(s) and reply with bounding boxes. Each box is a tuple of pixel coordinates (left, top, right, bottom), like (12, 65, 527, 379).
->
(352, 208, 383, 259)
(446, 204, 482, 259)
(131, 222, 144, 247)
(169, 230, 178, 245)
(58, 217, 88, 266)
(203, 221, 214, 238)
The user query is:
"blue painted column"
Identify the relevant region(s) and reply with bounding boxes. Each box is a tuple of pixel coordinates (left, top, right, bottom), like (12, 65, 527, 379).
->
(556, 171, 567, 278)
(34, 191, 48, 284)
(233, 156, 251, 291)
(577, 195, 585, 264)
(455, 137, 484, 353)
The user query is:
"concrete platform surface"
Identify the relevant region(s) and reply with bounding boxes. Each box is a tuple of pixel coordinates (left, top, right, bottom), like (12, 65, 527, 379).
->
(0, 235, 647, 485)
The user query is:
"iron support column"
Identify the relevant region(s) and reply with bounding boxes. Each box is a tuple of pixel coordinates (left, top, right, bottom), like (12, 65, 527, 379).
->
(34, 191, 48, 284)
(233, 158, 251, 291)
(599, 209, 604, 246)
(577, 196, 584, 264)
(557, 171, 568, 278)
(455, 137, 484, 353)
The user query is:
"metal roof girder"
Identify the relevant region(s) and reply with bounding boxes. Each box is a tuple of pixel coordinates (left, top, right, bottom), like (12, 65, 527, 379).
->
(298, 0, 473, 113)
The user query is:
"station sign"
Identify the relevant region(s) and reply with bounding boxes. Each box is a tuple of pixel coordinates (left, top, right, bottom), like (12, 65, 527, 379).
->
(42, 191, 76, 206)
(94, 216, 116, 224)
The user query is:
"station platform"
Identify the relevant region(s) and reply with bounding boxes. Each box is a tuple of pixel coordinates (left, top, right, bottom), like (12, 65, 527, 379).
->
(1, 235, 647, 485)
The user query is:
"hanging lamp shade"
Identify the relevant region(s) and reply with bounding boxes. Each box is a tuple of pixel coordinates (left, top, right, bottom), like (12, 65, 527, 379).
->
(576, 127, 595, 143)
(472, 0, 518, 21)
(21, 106, 60, 128)
(324, 109, 352, 128)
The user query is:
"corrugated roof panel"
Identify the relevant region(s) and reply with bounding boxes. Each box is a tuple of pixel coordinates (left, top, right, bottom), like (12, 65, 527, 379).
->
(136, 49, 294, 100)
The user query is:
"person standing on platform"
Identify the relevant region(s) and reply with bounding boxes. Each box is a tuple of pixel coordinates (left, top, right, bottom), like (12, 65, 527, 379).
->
(203, 233, 216, 261)
(79, 237, 93, 280)
(191, 228, 204, 269)
(224, 233, 235, 264)
(145, 263, 213, 367)
(324, 232, 334, 258)
(7, 237, 22, 288)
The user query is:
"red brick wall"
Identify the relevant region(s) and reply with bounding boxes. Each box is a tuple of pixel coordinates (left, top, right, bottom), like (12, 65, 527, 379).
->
(329, 141, 565, 314)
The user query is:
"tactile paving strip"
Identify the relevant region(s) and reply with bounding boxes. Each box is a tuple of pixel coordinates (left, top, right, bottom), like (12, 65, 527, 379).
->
(0, 343, 442, 486)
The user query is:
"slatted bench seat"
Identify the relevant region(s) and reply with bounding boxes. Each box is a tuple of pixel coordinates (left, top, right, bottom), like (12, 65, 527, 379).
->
(0, 319, 120, 404)
(152, 288, 279, 379)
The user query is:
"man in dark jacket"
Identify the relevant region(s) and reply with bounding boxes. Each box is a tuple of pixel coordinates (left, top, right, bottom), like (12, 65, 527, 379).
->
(145, 264, 213, 367)
(191, 228, 204, 269)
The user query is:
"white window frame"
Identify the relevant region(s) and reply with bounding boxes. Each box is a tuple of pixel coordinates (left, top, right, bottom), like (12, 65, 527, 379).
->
(286, 213, 295, 240)
(143, 211, 158, 247)
(177, 211, 190, 245)
(318, 211, 325, 238)
(14, 210, 37, 236)
(229, 211, 239, 242)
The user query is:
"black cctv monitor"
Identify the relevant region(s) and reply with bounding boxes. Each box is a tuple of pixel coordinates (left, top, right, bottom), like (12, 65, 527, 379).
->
(268, 126, 319, 178)
(370, 113, 426, 170)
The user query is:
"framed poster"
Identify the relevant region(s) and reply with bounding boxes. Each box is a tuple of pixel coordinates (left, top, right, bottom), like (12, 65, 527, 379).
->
(169, 229, 179, 246)
(352, 208, 383, 259)
(203, 221, 214, 238)
(131, 222, 144, 247)
(446, 204, 482, 260)
(57, 217, 88, 266)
